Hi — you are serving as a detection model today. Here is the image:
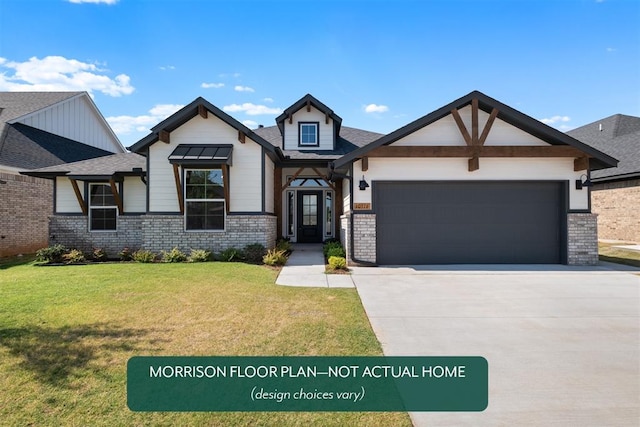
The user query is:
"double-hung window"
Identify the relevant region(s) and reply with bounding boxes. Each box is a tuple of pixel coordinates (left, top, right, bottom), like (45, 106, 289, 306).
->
(299, 122, 319, 146)
(89, 183, 117, 231)
(185, 169, 225, 230)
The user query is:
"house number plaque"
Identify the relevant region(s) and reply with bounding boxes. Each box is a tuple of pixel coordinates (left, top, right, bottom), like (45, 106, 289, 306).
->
(354, 203, 371, 210)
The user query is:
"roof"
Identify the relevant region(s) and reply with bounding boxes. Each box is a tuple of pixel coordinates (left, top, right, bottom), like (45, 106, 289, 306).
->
(128, 97, 281, 160)
(22, 152, 146, 179)
(0, 123, 112, 169)
(253, 125, 382, 160)
(0, 92, 82, 138)
(332, 90, 618, 171)
(275, 94, 343, 136)
(567, 114, 640, 182)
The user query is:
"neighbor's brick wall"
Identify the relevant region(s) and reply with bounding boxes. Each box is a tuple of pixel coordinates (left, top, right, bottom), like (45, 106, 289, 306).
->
(592, 180, 640, 243)
(0, 172, 52, 257)
(567, 213, 598, 265)
(49, 215, 143, 256)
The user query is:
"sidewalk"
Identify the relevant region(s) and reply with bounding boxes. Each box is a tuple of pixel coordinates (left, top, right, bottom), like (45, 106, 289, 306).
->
(275, 244, 354, 288)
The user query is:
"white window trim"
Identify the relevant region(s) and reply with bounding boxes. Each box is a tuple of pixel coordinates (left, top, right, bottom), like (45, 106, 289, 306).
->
(299, 122, 319, 146)
(88, 183, 118, 232)
(183, 168, 226, 232)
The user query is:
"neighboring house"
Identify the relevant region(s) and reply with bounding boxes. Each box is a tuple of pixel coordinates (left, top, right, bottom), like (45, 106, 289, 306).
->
(567, 114, 640, 242)
(0, 92, 124, 257)
(24, 91, 617, 265)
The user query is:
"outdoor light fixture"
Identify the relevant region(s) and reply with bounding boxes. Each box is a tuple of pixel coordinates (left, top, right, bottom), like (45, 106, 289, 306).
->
(575, 174, 592, 190)
(358, 175, 369, 191)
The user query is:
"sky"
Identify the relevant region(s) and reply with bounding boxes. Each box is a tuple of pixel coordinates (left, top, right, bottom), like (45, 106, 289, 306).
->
(0, 0, 638, 148)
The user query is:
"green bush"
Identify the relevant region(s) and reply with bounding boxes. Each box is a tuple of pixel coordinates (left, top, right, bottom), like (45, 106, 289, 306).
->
(118, 247, 133, 261)
(132, 249, 156, 263)
(262, 249, 287, 266)
(161, 247, 188, 263)
(244, 243, 266, 264)
(63, 249, 85, 264)
(323, 241, 345, 258)
(91, 248, 108, 262)
(189, 249, 211, 262)
(35, 244, 68, 264)
(326, 246, 346, 258)
(275, 238, 292, 253)
(219, 247, 244, 262)
(328, 256, 347, 270)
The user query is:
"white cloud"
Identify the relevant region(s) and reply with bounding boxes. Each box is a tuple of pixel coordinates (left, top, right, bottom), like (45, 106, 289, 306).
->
(540, 115, 571, 125)
(219, 72, 241, 78)
(263, 97, 274, 103)
(364, 103, 389, 113)
(159, 65, 175, 71)
(68, 0, 119, 4)
(234, 85, 255, 93)
(606, 47, 617, 52)
(201, 82, 224, 89)
(242, 120, 259, 128)
(0, 55, 134, 96)
(223, 103, 282, 115)
(106, 103, 183, 134)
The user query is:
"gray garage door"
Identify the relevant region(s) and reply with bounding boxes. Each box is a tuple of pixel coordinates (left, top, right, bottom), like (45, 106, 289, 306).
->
(375, 181, 566, 264)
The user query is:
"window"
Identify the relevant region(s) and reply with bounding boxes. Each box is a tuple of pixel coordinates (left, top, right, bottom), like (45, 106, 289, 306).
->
(89, 184, 117, 231)
(325, 191, 332, 237)
(299, 122, 319, 146)
(287, 191, 295, 236)
(185, 169, 225, 230)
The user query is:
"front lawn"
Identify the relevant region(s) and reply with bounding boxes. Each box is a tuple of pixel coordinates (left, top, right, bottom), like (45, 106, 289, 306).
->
(0, 260, 410, 426)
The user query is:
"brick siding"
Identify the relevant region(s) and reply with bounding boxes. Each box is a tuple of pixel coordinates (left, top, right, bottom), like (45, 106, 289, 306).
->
(592, 180, 640, 243)
(0, 172, 52, 257)
(340, 213, 376, 264)
(567, 213, 598, 265)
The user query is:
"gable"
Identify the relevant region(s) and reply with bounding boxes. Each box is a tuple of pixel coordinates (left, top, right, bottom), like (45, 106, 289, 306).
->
(282, 105, 336, 151)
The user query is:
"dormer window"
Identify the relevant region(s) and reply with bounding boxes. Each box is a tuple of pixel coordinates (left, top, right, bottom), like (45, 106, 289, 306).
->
(299, 122, 319, 146)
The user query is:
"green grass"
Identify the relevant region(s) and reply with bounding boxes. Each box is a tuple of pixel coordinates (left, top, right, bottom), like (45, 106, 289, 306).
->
(599, 242, 640, 268)
(0, 260, 411, 426)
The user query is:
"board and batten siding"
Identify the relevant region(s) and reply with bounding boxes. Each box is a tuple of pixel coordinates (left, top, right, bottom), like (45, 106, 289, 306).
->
(264, 155, 275, 213)
(123, 176, 146, 213)
(16, 95, 122, 153)
(353, 157, 589, 210)
(283, 107, 334, 151)
(148, 115, 263, 213)
(55, 177, 82, 213)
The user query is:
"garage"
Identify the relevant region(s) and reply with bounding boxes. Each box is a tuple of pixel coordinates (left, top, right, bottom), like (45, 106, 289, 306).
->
(374, 181, 566, 264)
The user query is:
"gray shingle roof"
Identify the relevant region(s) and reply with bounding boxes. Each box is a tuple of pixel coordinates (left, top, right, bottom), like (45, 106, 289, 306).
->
(567, 114, 640, 181)
(22, 152, 146, 178)
(0, 92, 82, 137)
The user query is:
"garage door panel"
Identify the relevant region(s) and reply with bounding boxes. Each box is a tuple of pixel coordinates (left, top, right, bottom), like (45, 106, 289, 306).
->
(375, 181, 565, 264)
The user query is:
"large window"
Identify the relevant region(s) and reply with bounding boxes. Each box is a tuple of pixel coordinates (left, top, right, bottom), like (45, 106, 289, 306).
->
(185, 169, 225, 230)
(299, 122, 319, 146)
(89, 183, 117, 231)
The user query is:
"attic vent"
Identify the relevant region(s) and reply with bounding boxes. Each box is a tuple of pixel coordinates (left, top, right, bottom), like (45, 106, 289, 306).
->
(258, 124, 264, 128)
(599, 123, 603, 131)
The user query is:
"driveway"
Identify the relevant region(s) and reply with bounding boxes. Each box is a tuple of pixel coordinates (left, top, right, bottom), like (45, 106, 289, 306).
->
(351, 265, 640, 427)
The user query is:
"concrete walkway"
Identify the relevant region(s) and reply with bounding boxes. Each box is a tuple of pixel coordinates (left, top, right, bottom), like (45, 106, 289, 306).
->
(275, 244, 354, 288)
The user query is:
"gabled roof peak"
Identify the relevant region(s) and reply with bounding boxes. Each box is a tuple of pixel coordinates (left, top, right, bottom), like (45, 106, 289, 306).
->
(275, 94, 342, 134)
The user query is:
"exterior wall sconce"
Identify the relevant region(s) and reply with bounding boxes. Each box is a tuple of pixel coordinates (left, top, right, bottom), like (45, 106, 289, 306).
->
(575, 174, 592, 190)
(359, 175, 369, 191)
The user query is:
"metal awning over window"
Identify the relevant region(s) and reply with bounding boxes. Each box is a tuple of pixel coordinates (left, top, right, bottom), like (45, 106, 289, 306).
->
(168, 144, 233, 165)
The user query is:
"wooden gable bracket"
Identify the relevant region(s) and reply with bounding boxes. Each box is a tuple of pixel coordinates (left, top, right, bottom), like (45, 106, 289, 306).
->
(238, 130, 246, 144)
(288, 114, 293, 124)
(172, 164, 184, 214)
(361, 156, 369, 172)
(306, 100, 311, 112)
(451, 100, 500, 172)
(69, 178, 87, 215)
(574, 157, 589, 172)
(281, 167, 305, 191)
(325, 112, 330, 124)
(159, 129, 170, 144)
(198, 104, 208, 119)
(109, 179, 124, 215)
(310, 167, 336, 191)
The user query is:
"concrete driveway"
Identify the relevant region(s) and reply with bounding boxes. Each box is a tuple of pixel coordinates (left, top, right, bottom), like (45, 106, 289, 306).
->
(351, 265, 640, 427)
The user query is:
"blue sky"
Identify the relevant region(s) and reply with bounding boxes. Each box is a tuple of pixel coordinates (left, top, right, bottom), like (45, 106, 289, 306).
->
(0, 0, 638, 147)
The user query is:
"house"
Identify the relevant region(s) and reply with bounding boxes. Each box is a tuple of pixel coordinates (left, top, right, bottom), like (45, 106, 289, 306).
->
(567, 114, 640, 242)
(0, 92, 124, 257)
(23, 91, 617, 265)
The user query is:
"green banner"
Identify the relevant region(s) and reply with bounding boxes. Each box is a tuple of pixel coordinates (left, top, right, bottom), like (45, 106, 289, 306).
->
(127, 356, 487, 412)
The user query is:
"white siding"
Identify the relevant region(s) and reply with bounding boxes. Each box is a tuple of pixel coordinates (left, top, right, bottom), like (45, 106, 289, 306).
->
(353, 158, 588, 210)
(17, 95, 122, 153)
(123, 176, 146, 213)
(148, 115, 262, 213)
(55, 177, 82, 213)
(394, 105, 548, 147)
(342, 175, 351, 214)
(264, 155, 274, 213)
(283, 107, 334, 151)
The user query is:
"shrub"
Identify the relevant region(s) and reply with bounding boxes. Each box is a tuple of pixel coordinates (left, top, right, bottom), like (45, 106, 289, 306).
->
(91, 248, 108, 262)
(189, 249, 211, 263)
(161, 247, 188, 263)
(63, 249, 85, 264)
(35, 244, 68, 264)
(275, 238, 292, 253)
(323, 241, 344, 257)
(244, 243, 266, 264)
(119, 247, 133, 261)
(219, 247, 244, 262)
(326, 246, 346, 258)
(132, 249, 156, 263)
(263, 249, 287, 266)
(328, 256, 347, 270)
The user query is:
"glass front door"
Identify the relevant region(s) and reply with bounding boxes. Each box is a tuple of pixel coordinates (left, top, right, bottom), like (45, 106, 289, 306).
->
(296, 191, 323, 243)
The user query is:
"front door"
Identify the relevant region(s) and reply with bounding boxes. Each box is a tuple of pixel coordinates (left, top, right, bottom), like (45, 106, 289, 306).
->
(297, 191, 323, 243)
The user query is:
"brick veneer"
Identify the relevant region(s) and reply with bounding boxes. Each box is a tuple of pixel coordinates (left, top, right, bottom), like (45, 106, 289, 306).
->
(592, 180, 640, 243)
(340, 213, 376, 264)
(49, 215, 143, 255)
(0, 172, 52, 257)
(567, 213, 599, 265)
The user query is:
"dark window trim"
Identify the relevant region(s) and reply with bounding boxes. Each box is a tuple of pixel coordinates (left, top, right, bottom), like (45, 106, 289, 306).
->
(183, 168, 226, 231)
(298, 122, 320, 147)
